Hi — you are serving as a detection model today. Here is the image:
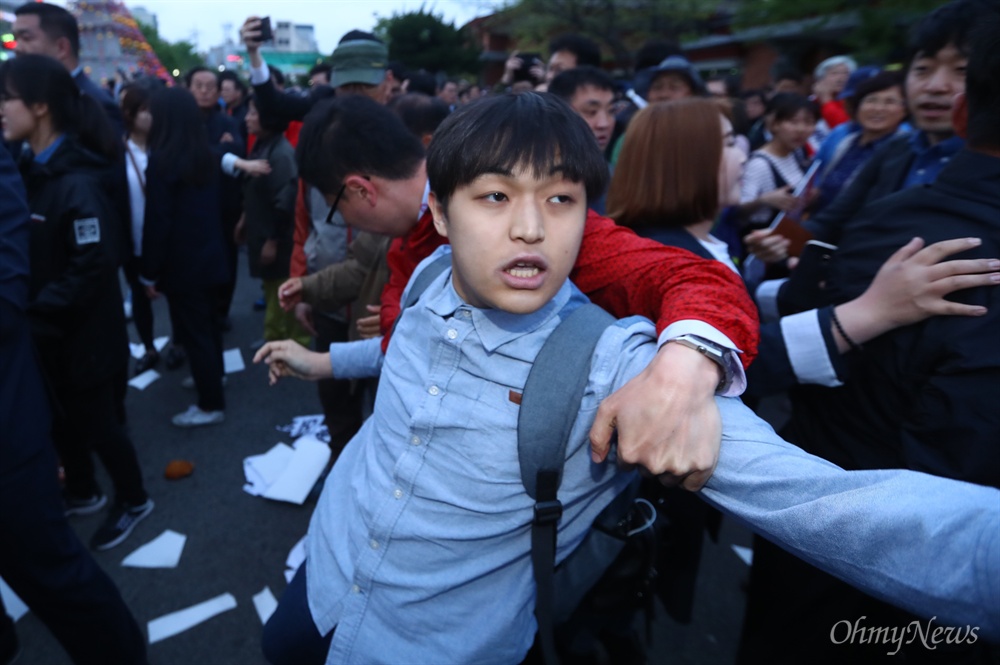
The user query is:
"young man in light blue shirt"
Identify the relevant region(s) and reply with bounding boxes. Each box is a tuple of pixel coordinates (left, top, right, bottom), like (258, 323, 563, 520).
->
(255, 93, 999, 665)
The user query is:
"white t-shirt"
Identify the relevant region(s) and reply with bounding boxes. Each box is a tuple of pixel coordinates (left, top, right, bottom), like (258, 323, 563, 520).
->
(740, 150, 806, 227)
(124, 138, 148, 257)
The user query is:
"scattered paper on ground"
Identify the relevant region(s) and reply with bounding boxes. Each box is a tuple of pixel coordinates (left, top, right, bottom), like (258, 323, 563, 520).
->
(128, 369, 160, 390)
(0, 576, 28, 622)
(732, 544, 753, 566)
(252, 586, 278, 625)
(223, 348, 245, 374)
(129, 337, 169, 359)
(147, 592, 237, 644)
(285, 536, 306, 583)
(276, 414, 327, 440)
(243, 436, 331, 505)
(122, 530, 187, 569)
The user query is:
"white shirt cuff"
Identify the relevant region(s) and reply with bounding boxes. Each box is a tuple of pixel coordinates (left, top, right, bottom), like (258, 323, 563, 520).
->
(659, 320, 746, 397)
(221, 152, 239, 177)
(249, 61, 270, 86)
(755, 278, 787, 323)
(779, 309, 842, 387)
(328, 337, 384, 380)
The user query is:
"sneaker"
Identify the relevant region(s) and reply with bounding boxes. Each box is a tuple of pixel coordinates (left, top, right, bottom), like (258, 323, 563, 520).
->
(181, 375, 227, 390)
(172, 405, 225, 427)
(63, 491, 107, 516)
(90, 499, 154, 551)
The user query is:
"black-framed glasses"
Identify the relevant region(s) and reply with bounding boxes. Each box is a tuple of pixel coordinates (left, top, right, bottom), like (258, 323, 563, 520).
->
(324, 183, 347, 225)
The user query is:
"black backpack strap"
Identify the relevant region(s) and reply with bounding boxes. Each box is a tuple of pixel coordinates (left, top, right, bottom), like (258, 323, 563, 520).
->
(388, 251, 452, 339)
(518, 303, 615, 665)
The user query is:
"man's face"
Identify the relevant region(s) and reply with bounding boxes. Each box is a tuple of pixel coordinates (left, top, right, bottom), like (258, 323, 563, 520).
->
(438, 82, 458, 106)
(647, 72, 693, 104)
(189, 72, 219, 110)
(568, 85, 615, 151)
(545, 50, 578, 83)
(220, 80, 241, 107)
(821, 64, 851, 95)
(325, 177, 415, 237)
(12, 14, 61, 58)
(906, 43, 967, 139)
(429, 165, 587, 314)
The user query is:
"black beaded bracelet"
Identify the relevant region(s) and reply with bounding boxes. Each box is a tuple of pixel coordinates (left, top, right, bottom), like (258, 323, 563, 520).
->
(830, 307, 863, 353)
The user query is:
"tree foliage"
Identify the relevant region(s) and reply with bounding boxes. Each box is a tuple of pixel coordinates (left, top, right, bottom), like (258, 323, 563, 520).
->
(137, 21, 203, 76)
(374, 8, 481, 76)
(491, 0, 717, 64)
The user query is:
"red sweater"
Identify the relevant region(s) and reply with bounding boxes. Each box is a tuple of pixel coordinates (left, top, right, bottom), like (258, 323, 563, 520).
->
(379, 209, 759, 369)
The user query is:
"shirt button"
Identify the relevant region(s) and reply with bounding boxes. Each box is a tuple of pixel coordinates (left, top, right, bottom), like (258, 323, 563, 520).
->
(351, 585, 361, 594)
(447, 329, 458, 340)
(410, 435, 421, 445)
(461, 310, 471, 318)
(393, 488, 403, 499)
(370, 539, 379, 550)
(428, 385, 440, 396)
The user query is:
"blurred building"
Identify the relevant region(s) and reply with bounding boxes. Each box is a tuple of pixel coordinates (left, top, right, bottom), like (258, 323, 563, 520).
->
(206, 19, 323, 80)
(1, 0, 18, 62)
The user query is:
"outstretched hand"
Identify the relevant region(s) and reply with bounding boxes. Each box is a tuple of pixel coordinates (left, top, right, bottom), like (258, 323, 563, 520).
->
(253, 340, 332, 385)
(590, 342, 723, 491)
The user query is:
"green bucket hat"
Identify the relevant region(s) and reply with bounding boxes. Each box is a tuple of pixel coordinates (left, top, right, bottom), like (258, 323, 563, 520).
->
(330, 39, 389, 87)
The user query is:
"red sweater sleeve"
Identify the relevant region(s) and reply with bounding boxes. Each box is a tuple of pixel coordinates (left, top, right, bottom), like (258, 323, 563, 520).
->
(570, 211, 758, 368)
(378, 209, 759, 368)
(289, 180, 310, 278)
(821, 100, 850, 129)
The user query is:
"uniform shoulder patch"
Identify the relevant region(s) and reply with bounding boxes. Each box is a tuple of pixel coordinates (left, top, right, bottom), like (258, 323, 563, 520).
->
(73, 217, 101, 245)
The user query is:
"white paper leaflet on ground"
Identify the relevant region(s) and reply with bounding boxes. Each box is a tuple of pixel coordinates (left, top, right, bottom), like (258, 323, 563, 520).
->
(223, 348, 245, 374)
(128, 369, 160, 390)
(0, 576, 28, 622)
(147, 592, 237, 644)
(243, 435, 331, 505)
(253, 586, 278, 625)
(129, 337, 169, 359)
(121, 530, 187, 569)
(285, 536, 306, 583)
(276, 414, 328, 440)
(732, 544, 753, 566)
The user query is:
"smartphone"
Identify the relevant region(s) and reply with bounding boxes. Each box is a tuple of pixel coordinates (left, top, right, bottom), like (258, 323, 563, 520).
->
(514, 52, 541, 82)
(258, 16, 274, 42)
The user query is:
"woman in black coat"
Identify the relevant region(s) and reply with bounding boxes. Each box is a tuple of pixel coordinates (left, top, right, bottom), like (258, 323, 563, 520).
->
(142, 87, 229, 427)
(0, 54, 152, 551)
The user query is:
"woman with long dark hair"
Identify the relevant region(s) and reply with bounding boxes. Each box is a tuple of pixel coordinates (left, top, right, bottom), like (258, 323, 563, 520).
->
(142, 86, 229, 427)
(0, 54, 152, 550)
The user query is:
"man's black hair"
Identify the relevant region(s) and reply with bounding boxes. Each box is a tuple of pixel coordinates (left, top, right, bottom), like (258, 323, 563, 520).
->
(906, 0, 995, 65)
(437, 78, 457, 91)
(773, 68, 803, 85)
(219, 70, 247, 95)
(634, 39, 682, 71)
(548, 66, 615, 102)
(309, 62, 332, 79)
(339, 30, 381, 44)
(388, 93, 450, 138)
(296, 95, 425, 196)
(427, 92, 609, 210)
(765, 92, 819, 123)
(183, 66, 218, 88)
(406, 72, 437, 97)
(548, 34, 601, 68)
(965, 10, 1000, 149)
(148, 87, 217, 187)
(388, 61, 408, 83)
(14, 3, 80, 59)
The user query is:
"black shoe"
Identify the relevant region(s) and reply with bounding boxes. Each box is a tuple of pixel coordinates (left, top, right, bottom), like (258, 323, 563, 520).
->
(63, 491, 108, 516)
(164, 345, 186, 370)
(1, 615, 20, 665)
(90, 499, 154, 551)
(134, 350, 160, 375)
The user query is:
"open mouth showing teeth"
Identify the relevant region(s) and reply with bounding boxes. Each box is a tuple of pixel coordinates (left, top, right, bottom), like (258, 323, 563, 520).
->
(507, 264, 541, 278)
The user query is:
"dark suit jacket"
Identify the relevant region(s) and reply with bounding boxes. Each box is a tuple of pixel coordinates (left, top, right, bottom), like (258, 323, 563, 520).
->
(253, 76, 335, 125)
(74, 71, 124, 138)
(786, 149, 1000, 488)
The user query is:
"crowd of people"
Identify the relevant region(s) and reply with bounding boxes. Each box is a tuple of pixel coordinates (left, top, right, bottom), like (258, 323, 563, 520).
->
(0, 0, 998, 663)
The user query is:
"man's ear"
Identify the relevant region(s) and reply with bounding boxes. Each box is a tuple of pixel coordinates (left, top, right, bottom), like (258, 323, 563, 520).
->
(428, 191, 448, 238)
(344, 175, 377, 208)
(952, 92, 968, 139)
(30, 101, 50, 121)
(54, 36, 73, 65)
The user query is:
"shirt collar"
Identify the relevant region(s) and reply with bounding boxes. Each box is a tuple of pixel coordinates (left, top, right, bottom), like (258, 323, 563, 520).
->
(908, 131, 965, 157)
(423, 247, 576, 353)
(34, 135, 66, 164)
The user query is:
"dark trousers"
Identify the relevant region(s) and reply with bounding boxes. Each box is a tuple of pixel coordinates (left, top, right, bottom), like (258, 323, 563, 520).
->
(53, 379, 146, 507)
(122, 258, 154, 351)
(262, 563, 332, 665)
(0, 298, 146, 664)
(167, 289, 225, 412)
(215, 212, 240, 322)
(314, 315, 361, 455)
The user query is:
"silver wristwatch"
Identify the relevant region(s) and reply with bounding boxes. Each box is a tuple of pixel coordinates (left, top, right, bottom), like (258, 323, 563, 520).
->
(667, 334, 733, 394)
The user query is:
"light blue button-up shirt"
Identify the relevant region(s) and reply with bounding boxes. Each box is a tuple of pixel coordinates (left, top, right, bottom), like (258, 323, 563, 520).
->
(306, 246, 654, 664)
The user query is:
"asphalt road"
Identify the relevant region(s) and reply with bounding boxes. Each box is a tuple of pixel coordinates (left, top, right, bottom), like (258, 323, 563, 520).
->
(10, 249, 756, 665)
